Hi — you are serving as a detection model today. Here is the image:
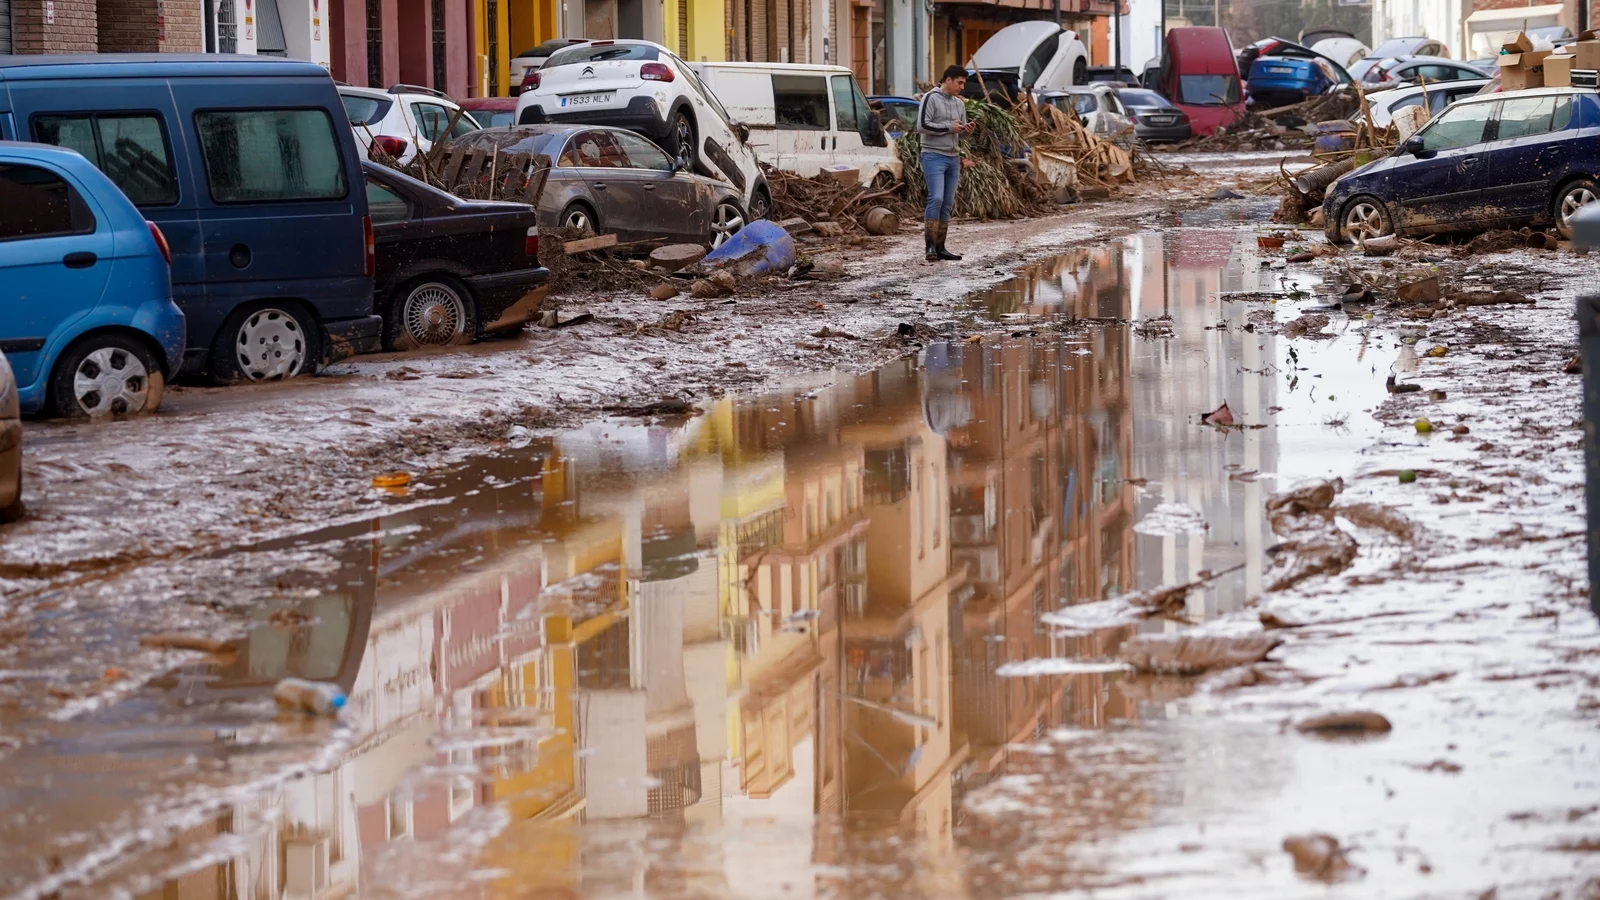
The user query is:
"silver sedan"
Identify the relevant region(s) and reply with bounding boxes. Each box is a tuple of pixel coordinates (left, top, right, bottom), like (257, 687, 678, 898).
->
(443, 124, 749, 247)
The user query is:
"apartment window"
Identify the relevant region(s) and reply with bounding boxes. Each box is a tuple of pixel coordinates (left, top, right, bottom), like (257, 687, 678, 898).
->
(432, 0, 447, 91)
(194, 109, 347, 203)
(216, 0, 238, 53)
(32, 113, 178, 206)
(366, 0, 383, 87)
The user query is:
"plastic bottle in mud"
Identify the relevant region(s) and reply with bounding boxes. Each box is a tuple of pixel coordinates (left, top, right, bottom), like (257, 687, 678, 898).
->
(274, 678, 347, 716)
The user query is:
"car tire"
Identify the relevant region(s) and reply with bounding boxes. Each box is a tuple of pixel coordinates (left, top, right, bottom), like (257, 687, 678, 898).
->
(560, 201, 601, 236)
(0, 471, 22, 524)
(48, 333, 165, 419)
(388, 276, 479, 351)
(1340, 195, 1393, 244)
(711, 201, 746, 249)
(210, 303, 317, 384)
(1555, 178, 1599, 241)
(667, 107, 697, 173)
(748, 184, 772, 221)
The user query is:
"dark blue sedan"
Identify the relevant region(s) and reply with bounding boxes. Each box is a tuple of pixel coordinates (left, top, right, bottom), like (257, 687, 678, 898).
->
(1325, 88, 1600, 243)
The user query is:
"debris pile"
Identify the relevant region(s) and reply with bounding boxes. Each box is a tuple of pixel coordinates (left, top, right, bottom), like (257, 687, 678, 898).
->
(1174, 89, 1364, 153)
(763, 168, 913, 235)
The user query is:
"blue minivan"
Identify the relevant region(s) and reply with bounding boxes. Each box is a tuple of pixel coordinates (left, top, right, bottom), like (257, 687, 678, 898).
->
(0, 55, 378, 382)
(1, 141, 185, 417)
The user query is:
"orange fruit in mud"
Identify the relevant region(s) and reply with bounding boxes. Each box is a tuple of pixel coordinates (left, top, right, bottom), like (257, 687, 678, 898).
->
(372, 472, 412, 489)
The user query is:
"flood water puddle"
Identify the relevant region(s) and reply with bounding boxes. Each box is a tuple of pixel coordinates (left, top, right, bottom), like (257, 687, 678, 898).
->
(0, 226, 1418, 898)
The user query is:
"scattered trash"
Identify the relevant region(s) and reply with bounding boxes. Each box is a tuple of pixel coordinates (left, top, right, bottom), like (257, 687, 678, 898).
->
(648, 283, 680, 301)
(1287, 251, 1315, 263)
(864, 207, 901, 235)
(1386, 375, 1422, 394)
(1361, 234, 1398, 256)
(1566, 354, 1583, 374)
(1295, 710, 1393, 735)
(606, 398, 695, 417)
(1118, 632, 1283, 675)
(1286, 313, 1331, 338)
(1451, 425, 1470, 436)
(1283, 833, 1363, 882)
(1212, 188, 1246, 200)
(701, 219, 797, 277)
(1425, 345, 1447, 358)
(1398, 470, 1417, 484)
(540, 311, 594, 329)
(691, 271, 738, 299)
(372, 472, 411, 489)
(506, 425, 533, 449)
(274, 677, 346, 716)
(648, 243, 707, 273)
(1414, 417, 1432, 434)
(1396, 276, 1440, 305)
(1265, 479, 1358, 590)
(1201, 401, 1235, 426)
(1341, 283, 1377, 304)
(140, 634, 236, 655)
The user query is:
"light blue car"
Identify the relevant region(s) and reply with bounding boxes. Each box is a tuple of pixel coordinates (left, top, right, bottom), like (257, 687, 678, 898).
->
(0, 141, 184, 417)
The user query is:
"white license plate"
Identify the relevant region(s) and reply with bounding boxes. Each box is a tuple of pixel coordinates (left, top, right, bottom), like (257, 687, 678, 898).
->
(561, 92, 615, 107)
(1149, 116, 1176, 124)
(1268, 66, 1295, 74)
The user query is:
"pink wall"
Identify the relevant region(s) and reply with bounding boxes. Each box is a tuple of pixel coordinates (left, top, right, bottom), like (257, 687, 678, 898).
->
(333, 0, 472, 98)
(380, 0, 401, 87)
(448, 0, 470, 98)
(397, 0, 431, 87)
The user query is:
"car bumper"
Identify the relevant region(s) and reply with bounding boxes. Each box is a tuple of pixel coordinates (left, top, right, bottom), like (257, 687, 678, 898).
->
(1135, 122, 1193, 142)
(322, 315, 385, 363)
(470, 267, 552, 332)
(519, 96, 669, 140)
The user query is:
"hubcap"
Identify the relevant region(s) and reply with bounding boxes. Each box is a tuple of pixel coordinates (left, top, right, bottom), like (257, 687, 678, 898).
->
(749, 191, 770, 220)
(711, 203, 745, 248)
(564, 209, 592, 233)
(404, 283, 467, 345)
(1344, 202, 1386, 241)
(675, 116, 694, 170)
(1562, 187, 1597, 223)
(235, 309, 306, 381)
(73, 346, 149, 416)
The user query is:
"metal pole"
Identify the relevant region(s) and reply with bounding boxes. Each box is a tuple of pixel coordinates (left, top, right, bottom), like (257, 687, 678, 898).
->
(1114, 0, 1122, 76)
(1054, 0, 1061, 29)
(1573, 204, 1600, 619)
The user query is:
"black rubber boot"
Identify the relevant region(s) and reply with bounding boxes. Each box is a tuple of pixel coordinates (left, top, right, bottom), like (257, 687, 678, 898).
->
(935, 221, 962, 261)
(924, 220, 940, 261)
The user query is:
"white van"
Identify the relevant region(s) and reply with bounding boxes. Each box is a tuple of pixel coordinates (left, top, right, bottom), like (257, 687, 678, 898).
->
(689, 62, 901, 187)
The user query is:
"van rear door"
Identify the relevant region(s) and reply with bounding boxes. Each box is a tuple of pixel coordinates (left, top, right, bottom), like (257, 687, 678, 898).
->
(168, 79, 369, 355)
(16, 80, 206, 339)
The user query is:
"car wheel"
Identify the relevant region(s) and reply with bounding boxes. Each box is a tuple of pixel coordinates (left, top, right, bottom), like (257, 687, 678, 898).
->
(1341, 196, 1393, 243)
(389, 276, 478, 351)
(1556, 178, 1599, 240)
(211, 304, 316, 383)
(560, 202, 600, 235)
(711, 201, 746, 249)
(49, 333, 165, 419)
(748, 185, 772, 221)
(0, 471, 22, 524)
(669, 109, 697, 173)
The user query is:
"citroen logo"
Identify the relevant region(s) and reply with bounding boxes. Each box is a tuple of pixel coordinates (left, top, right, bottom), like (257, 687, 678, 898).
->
(581, 66, 596, 79)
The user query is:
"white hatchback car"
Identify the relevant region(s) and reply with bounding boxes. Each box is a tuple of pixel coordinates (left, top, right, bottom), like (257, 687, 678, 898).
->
(515, 40, 771, 219)
(1043, 85, 1134, 142)
(339, 84, 481, 164)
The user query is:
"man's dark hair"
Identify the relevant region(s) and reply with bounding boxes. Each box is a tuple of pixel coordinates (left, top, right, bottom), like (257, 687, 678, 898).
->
(941, 65, 967, 83)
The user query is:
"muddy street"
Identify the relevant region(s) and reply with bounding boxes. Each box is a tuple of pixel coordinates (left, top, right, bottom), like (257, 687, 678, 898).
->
(3, 168, 1599, 899)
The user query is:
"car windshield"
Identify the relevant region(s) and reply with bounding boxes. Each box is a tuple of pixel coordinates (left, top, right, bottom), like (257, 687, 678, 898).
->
(1068, 93, 1098, 115)
(545, 42, 660, 68)
(1117, 89, 1169, 108)
(478, 110, 516, 127)
(1177, 74, 1241, 105)
(342, 94, 393, 126)
(1372, 38, 1421, 57)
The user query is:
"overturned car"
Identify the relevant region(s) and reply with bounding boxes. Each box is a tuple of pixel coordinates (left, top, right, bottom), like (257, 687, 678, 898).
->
(1325, 87, 1600, 243)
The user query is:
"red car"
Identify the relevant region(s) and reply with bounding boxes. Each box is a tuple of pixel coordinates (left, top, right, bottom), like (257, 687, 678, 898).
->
(460, 97, 518, 129)
(1150, 26, 1245, 136)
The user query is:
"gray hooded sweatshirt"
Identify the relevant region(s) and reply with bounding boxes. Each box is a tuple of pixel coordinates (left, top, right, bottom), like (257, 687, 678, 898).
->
(918, 90, 967, 156)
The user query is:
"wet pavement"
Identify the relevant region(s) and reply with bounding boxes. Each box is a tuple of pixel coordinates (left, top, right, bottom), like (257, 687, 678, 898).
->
(3, 220, 1597, 899)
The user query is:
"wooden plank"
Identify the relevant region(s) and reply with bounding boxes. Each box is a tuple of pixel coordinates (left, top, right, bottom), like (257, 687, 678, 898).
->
(460, 150, 489, 187)
(562, 233, 619, 255)
(523, 155, 553, 205)
(441, 150, 468, 191)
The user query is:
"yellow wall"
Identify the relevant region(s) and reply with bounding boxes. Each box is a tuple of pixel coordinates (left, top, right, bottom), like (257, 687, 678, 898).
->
(664, 0, 727, 62)
(474, 0, 513, 96)
(509, 0, 559, 65)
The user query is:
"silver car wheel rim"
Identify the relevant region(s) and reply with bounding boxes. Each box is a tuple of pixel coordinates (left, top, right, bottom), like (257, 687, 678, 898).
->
(235, 309, 306, 381)
(1562, 187, 1597, 224)
(711, 203, 745, 248)
(404, 283, 468, 345)
(564, 209, 593, 232)
(73, 346, 149, 417)
(1344, 202, 1386, 241)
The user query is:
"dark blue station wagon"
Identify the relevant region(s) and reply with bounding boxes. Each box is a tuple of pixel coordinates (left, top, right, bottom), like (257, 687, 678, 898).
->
(1325, 87, 1600, 243)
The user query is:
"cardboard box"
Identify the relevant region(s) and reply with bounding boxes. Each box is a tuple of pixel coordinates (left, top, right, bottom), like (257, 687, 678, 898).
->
(820, 164, 859, 186)
(1545, 52, 1576, 87)
(1498, 33, 1552, 92)
(1574, 30, 1600, 70)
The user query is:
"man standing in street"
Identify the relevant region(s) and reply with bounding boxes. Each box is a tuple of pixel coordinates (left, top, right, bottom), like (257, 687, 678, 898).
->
(918, 65, 975, 262)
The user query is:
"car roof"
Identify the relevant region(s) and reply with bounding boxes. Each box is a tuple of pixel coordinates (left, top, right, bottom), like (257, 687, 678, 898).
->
(0, 53, 331, 80)
(0, 139, 90, 161)
(338, 84, 390, 98)
(1390, 55, 1470, 65)
(698, 61, 854, 75)
(1451, 85, 1597, 107)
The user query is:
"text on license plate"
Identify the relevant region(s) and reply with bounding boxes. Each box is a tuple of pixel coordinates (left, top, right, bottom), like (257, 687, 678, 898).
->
(1268, 66, 1295, 74)
(1149, 116, 1176, 124)
(561, 92, 615, 107)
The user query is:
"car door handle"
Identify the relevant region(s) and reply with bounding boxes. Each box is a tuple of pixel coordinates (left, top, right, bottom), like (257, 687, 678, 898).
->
(643, 183, 655, 191)
(376, 234, 402, 245)
(593, 182, 606, 190)
(63, 252, 97, 269)
(1460, 156, 1478, 165)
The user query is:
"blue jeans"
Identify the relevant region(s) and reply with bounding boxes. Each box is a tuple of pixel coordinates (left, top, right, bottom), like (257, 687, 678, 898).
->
(922, 151, 960, 222)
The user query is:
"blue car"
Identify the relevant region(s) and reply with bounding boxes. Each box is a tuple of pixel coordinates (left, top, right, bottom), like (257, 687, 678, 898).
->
(1247, 54, 1343, 107)
(0, 142, 185, 417)
(1325, 88, 1600, 243)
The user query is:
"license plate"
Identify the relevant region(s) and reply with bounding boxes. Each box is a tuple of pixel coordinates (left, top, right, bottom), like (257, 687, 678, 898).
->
(1268, 66, 1295, 74)
(561, 92, 614, 107)
(1149, 116, 1176, 125)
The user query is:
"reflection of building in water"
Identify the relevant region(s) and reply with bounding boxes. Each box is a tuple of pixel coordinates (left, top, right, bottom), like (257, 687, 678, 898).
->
(1128, 230, 1278, 616)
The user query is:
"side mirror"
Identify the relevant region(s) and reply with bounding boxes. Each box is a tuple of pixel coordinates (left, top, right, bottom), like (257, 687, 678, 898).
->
(734, 122, 751, 143)
(1400, 135, 1425, 155)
